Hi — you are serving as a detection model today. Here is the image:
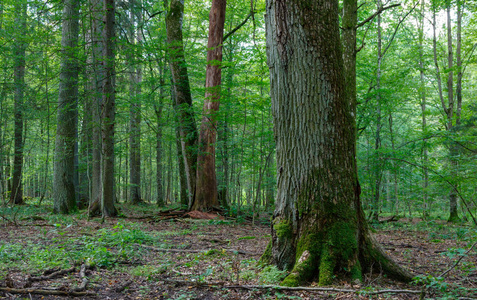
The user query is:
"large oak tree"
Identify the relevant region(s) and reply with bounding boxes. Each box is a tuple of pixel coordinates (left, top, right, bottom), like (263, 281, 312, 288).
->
(264, 0, 412, 286)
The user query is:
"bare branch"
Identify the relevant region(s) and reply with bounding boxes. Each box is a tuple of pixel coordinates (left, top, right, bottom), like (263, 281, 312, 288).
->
(357, 3, 401, 28)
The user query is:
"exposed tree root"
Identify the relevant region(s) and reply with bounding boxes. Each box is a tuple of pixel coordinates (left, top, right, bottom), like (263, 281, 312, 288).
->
(72, 264, 88, 292)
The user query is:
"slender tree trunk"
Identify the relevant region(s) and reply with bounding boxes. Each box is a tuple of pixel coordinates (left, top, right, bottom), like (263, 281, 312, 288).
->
(165, 0, 198, 206)
(10, 0, 27, 205)
(128, 0, 142, 204)
(418, 0, 429, 217)
(455, 0, 462, 126)
(53, 0, 80, 213)
(371, 0, 383, 222)
(193, 0, 227, 211)
(263, 0, 411, 286)
(101, 0, 117, 217)
(446, 4, 459, 223)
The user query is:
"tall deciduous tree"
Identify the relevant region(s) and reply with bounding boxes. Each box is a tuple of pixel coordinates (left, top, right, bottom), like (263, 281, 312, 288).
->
(101, 0, 117, 217)
(263, 0, 411, 286)
(128, 0, 142, 204)
(165, 0, 198, 207)
(87, 0, 105, 215)
(10, 0, 27, 205)
(53, 0, 80, 214)
(192, 0, 227, 211)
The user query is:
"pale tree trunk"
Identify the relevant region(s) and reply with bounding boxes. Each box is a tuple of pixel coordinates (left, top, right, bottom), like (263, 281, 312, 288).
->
(176, 127, 188, 206)
(165, 0, 198, 206)
(192, 0, 226, 211)
(101, 0, 117, 217)
(53, 0, 80, 213)
(263, 0, 411, 286)
(10, 0, 27, 205)
(128, 0, 142, 204)
(155, 59, 165, 206)
(455, 0, 462, 126)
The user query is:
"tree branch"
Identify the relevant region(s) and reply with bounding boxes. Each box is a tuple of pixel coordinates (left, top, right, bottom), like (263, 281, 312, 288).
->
(223, 10, 254, 42)
(357, 3, 401, 28)
(158, 279, 422, 295)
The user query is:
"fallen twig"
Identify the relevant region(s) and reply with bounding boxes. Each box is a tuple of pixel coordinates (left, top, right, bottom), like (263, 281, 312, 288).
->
(135, 243, 258, 256)
(27, 266, 76, 284)
(439, 241, 477, 278)
(0, 287, 95, 297)
(420, 241, 477, 299)
(158, 279, 421, 295)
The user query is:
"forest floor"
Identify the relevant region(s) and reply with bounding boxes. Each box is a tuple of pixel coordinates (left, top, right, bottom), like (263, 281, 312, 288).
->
(0, 203, 476, 300)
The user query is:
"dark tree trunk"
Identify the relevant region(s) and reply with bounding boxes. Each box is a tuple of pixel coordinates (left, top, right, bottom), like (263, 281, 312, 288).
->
(101, 0, 117, 217)
(165, 0, 198, 206)
(192, 0, 227, 211)
(264, 0, 411, 286)
(10, 0, 27, 205)
(53, 0, 80, 214)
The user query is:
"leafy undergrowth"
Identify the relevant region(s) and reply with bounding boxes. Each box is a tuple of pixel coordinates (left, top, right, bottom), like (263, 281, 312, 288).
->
(0, 203, 476, 299)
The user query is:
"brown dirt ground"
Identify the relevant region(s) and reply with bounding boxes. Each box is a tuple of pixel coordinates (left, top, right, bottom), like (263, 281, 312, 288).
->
(0, 207, 476, 300)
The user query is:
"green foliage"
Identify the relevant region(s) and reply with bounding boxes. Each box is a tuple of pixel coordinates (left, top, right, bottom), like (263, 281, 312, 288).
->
(258, 265, 288, 284)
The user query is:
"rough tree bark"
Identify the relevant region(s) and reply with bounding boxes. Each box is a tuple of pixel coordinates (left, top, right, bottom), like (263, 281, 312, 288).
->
(53, 0, 80, 214)
(128, 0, 142, 204)
(87, 0, 104, 215)
(165, 0, 198, 207)
(192, 0, 227, 211)
(10, 0, 27, 205)
(101, 0, 117, 217)
(263, 0, 412, 286)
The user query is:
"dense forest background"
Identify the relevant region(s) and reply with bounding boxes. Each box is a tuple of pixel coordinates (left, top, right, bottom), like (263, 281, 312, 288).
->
(0, 0, 476, 223)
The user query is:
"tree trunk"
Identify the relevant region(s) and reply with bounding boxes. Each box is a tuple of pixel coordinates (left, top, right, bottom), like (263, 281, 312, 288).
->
(88, 0, 104, 215)
(263, 0, 411, 286)
(192, 0, 227, 211)
(128, 0, 142, 204)
(418, 0, 429, 217)
(10, 0, 27, 205)
(446, 4, 459, 223)
(101, 0, 117, 217)
(53, 0, 80, 214)
(165, 0, 198, 206)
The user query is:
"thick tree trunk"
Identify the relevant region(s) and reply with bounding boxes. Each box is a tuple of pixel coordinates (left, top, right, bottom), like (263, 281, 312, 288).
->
(165, 0, 198, 206)
(53, 0, 80, 214)
(264, 0, 411, 286)
(192, 0, 227, 211)
(88, 0, 104, 215)
(101, 0, 117, 217)
(10, 0, 27, 205)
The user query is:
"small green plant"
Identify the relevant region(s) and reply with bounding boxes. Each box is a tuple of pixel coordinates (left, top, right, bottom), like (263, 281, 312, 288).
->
(258, 265, 288, 284)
